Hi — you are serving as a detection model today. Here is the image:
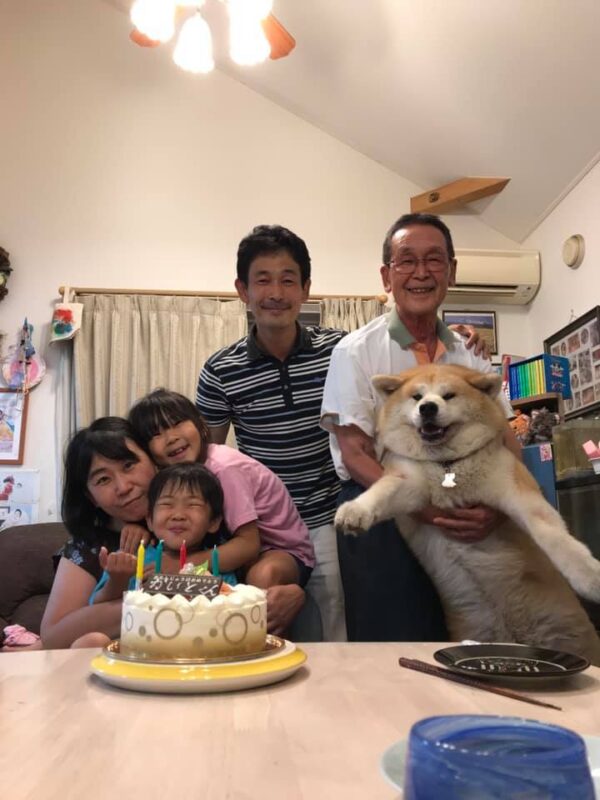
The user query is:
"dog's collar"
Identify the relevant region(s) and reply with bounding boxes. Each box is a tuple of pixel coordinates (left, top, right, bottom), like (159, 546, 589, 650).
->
(440, 455, 467, 469)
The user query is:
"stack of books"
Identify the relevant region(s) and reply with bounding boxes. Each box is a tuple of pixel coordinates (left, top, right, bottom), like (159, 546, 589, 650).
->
(508, 354, 572, 400)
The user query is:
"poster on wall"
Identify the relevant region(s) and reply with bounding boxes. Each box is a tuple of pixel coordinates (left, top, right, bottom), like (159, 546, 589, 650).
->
(0, 389, 29, 464)
(544, 306, 600, 419)
(442, 311, 498, 355)
(0, 468, 39, 531)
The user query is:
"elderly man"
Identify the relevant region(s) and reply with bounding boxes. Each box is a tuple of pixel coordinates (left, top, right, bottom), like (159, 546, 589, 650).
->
(321, 213, 519, 642)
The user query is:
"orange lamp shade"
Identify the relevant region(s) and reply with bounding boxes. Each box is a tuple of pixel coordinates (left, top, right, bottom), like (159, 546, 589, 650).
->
(261, 14, 296, 60)
(129, 28, 161, 48)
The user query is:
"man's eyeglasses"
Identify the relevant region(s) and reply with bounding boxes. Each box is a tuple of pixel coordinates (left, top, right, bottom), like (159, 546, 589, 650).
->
(387, 254, 449, 274)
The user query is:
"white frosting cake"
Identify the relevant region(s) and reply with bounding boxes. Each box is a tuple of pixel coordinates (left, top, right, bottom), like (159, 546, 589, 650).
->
(120, 583, 267, 659)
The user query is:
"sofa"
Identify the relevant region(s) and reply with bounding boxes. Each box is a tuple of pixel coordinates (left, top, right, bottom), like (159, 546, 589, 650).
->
(0, 522, 69, 634)
(0, 521, 323, 642)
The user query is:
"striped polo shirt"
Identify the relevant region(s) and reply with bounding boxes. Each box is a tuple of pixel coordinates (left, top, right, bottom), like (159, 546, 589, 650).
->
(196, 325, 346, 529)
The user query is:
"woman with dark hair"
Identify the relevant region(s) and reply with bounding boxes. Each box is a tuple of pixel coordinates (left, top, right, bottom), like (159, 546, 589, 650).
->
(40, 417, 156, 648)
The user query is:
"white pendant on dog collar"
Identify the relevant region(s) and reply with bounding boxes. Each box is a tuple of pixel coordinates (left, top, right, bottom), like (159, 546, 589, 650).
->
(442, 471, 456, 488)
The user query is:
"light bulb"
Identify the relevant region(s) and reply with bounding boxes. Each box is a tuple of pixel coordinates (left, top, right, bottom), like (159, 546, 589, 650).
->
(173, 12, 214, 74)
(130, 0, 176, 43)
(229, 15, 271, 66)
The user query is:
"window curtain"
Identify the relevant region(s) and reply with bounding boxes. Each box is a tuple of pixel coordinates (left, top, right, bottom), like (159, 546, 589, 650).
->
(72, 294, 247, 426)
(319, 297, 387, 332)
(53, 292, 383, 508)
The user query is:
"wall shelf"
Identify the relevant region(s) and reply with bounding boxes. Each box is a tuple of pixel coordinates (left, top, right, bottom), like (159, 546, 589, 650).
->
(511, 392, 564, 420)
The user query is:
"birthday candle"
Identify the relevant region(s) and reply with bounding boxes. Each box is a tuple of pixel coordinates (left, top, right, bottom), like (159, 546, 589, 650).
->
(155, 540, 164, 574)
(179, 539, 187, 571)
(211, 544, 219, 577)
(135, 540, 145, 590)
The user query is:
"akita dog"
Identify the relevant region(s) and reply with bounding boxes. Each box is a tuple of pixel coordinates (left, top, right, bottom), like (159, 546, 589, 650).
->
(335, 363, 600, 664)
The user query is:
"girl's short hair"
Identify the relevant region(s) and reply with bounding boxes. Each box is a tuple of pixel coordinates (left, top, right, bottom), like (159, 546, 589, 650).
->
(62, 417, 147, 545)
(147, 463, 224, 521)
(128, 389, 209, 463)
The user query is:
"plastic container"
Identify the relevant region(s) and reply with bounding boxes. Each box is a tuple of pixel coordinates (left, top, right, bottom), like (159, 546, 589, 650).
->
(556, 471, 600, 560)
(552, 418, 600, 480)
(404, 715, 594, 800)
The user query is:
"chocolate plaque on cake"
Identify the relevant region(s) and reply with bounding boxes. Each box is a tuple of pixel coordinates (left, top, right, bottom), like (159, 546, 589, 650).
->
(142, 573, 223, 599)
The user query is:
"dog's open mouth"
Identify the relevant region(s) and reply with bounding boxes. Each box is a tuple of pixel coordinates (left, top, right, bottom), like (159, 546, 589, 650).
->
(419, 422, 448, 444)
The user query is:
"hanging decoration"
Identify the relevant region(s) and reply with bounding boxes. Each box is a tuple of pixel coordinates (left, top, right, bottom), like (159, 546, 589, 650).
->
(50, 287, 84, 344)
(1, 319, 46, 392)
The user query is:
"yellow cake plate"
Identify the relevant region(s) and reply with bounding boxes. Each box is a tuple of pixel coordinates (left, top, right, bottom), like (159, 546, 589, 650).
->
(90, 636, 307, 694)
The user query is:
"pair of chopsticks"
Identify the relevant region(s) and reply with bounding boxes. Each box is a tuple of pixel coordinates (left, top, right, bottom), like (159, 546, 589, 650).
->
(398, 657, 562, 711)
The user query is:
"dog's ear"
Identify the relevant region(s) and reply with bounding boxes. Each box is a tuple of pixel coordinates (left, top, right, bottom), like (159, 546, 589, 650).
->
(372, 374, 406, 396)
(467, 371, 502, 396)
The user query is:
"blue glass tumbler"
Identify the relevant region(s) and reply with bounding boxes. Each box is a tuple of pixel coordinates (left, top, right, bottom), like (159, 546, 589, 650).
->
(404, 715, 595, 799)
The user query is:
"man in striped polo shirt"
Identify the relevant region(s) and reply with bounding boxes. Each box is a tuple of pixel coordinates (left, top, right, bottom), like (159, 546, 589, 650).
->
(196, 225, 348, 641)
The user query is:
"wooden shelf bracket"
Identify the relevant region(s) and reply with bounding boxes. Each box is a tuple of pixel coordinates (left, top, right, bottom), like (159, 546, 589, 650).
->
(411, 177, 510, 215)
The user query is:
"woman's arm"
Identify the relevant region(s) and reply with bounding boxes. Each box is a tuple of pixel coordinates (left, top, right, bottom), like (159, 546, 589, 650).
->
(91, 548, 137, 604)
(41, 557, 122, 649)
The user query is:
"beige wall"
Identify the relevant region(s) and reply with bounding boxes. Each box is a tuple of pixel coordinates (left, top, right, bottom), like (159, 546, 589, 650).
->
(524, 159, 600, 348)
(1, 0, 523, 520)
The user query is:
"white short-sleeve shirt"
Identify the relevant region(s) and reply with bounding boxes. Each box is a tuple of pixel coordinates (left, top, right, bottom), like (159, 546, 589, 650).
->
(321, 310, 512, 481)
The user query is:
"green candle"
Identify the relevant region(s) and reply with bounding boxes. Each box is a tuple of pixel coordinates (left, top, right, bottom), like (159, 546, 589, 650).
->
(155, 540, 164, 574)
(211, 544, 219, 577)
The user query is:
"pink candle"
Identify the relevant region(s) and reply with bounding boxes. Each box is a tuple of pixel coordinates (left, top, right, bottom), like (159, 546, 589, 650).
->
(179, 540, 187, 571)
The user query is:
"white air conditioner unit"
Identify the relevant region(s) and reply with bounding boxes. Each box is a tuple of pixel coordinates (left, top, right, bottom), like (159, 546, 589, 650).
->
(447, 249, 540, 305)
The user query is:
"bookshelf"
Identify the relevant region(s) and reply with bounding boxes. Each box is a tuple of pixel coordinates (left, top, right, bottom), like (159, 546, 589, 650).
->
(510, 392, 564, 421)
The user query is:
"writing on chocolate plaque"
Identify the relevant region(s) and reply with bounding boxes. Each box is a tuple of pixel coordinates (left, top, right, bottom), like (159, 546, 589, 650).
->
(142, 573, 222, 599)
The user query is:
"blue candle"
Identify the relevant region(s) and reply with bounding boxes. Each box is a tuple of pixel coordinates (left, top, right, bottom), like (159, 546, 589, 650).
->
(155, 540, 164, 574)
(211, 545, 219, 576)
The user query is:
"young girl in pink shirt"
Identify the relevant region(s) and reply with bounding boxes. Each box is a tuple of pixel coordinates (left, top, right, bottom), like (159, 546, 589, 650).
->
(129, 389, 315, 634)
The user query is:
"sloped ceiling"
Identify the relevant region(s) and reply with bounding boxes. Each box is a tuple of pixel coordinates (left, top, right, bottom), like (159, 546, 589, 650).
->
(108, 0, 600, 242)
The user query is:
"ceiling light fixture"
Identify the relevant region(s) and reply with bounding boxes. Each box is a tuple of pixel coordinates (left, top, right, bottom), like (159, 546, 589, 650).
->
(228, 0, 271, 66)
(130, 0, 294, 74)
(173, 8, 214, 73)
(130, 0, 176, 43)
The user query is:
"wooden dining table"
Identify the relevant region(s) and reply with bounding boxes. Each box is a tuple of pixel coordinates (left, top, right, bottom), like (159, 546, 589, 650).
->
(1, 642, 599, 800)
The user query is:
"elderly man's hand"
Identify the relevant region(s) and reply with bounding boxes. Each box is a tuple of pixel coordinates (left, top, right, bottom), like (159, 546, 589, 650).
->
(449, 323, 491, 360)
(415, 504, 502, 543)
(266, 585, 305, 636)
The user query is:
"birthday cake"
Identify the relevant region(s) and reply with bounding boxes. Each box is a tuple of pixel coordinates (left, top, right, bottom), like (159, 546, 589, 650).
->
(120, 573, 267, 660)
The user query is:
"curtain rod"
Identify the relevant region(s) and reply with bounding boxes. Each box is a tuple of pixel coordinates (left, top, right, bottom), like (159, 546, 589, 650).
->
(58, 286, 389, 304)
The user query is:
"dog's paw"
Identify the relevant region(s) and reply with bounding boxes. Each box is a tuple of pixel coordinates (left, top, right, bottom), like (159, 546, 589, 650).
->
(576, 561, 600, 603)
(573, 561, 600, 603)
(334, 502, 376, 535)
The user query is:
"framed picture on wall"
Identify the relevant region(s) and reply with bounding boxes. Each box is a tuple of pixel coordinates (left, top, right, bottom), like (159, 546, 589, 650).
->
(543, 306, 600, 420)
(0, 389, 28, 465)
(442, 310, 498, 355)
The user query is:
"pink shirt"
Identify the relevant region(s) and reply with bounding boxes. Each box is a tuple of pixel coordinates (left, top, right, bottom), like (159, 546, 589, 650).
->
(204, 444, 316, 568)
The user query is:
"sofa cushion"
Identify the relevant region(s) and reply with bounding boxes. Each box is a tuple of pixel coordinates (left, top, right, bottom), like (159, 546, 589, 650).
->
(0, 522, 69, 633)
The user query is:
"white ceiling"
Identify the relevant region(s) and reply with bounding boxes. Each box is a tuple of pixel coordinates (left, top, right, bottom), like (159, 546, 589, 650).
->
(108, 0, 600, 243)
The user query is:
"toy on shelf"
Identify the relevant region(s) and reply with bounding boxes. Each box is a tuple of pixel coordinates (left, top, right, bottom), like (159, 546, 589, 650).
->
(582, 440, 600, 474)
(527, 408, 560, 445)
(510, 407, 560, 446)
(509, 410, 531, 445)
